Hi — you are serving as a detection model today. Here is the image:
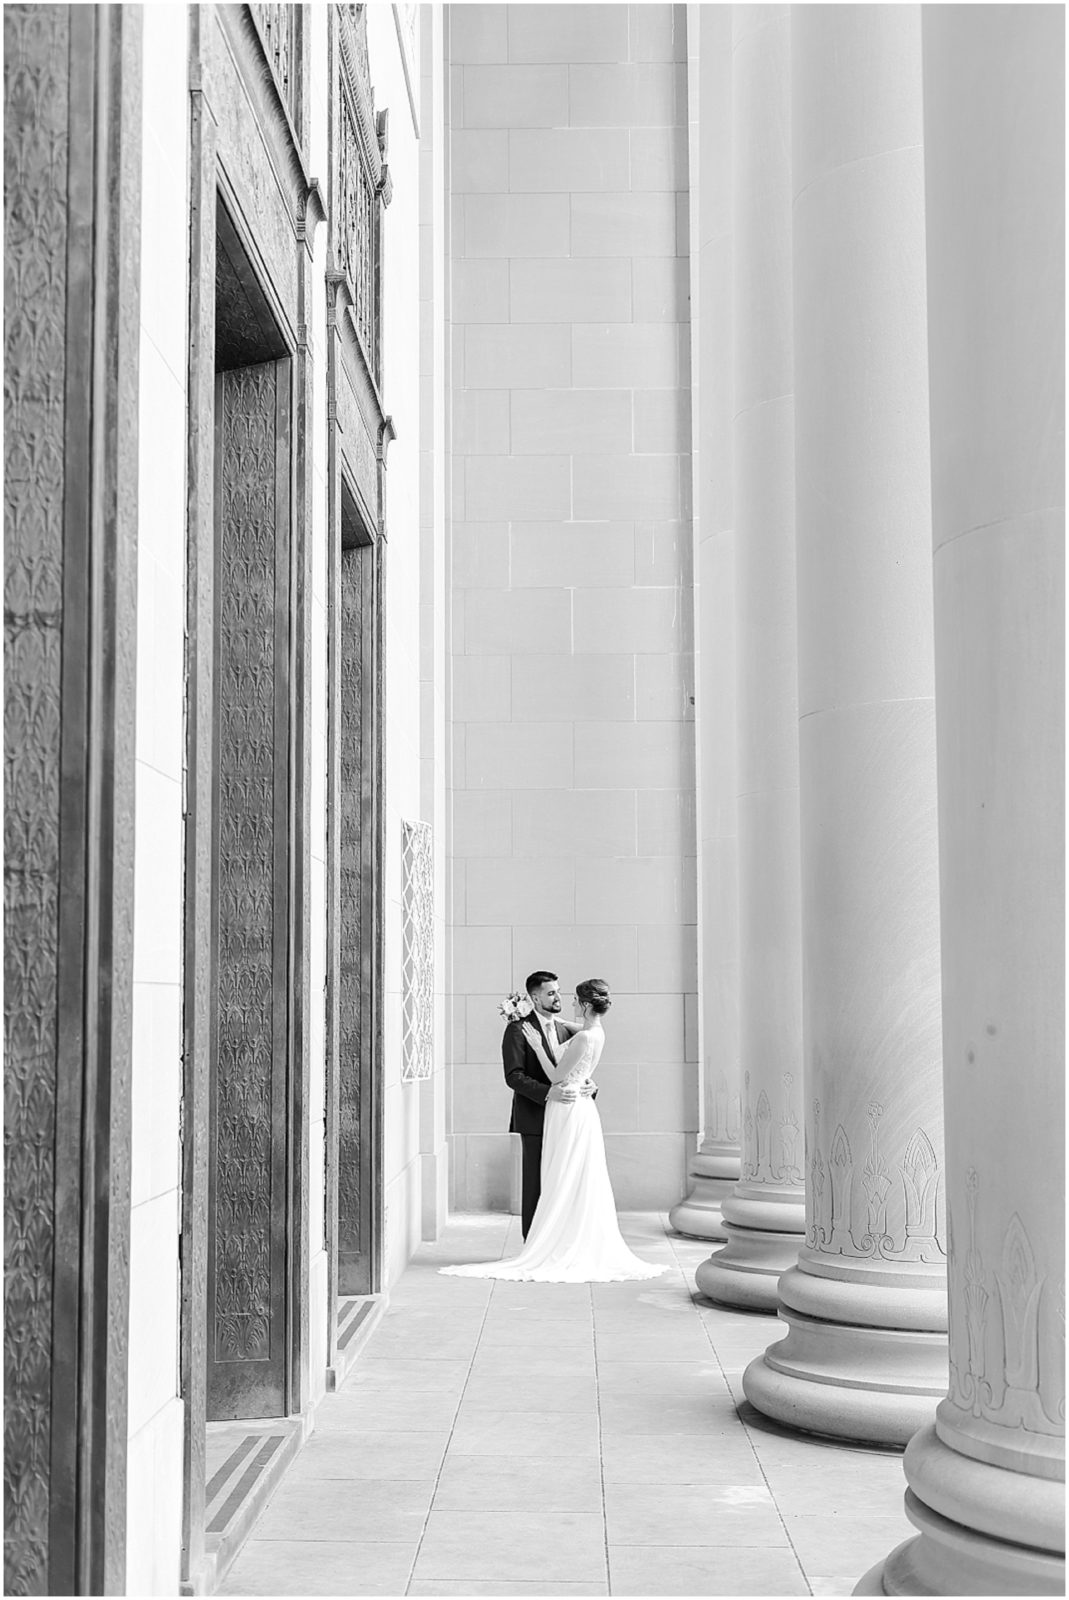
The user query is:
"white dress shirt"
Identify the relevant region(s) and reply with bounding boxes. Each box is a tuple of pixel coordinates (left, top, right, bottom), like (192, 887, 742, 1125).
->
(540, 1013, 560, 1062)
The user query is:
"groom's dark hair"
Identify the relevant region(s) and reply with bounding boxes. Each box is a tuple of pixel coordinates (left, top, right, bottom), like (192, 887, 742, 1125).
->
(525, 970, 557, 995)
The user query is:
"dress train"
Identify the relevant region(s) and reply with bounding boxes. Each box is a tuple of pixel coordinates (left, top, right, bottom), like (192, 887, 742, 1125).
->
(441, 1041, 664, 1284)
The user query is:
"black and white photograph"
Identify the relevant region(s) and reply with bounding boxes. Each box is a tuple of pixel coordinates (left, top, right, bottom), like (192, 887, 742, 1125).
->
(4, 2, 1063, 1596)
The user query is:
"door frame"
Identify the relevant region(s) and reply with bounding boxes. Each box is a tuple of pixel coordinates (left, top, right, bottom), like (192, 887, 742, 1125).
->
(180, 98, 309, 1586)
(324, 459, 386, 1369)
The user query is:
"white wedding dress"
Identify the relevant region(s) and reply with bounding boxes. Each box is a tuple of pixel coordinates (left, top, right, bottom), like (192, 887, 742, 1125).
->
(440, 1024, 665, 1284)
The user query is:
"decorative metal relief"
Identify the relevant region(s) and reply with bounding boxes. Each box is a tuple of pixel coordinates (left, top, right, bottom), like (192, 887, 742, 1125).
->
(4, 6, 69, 1589)
(401, 820, 434, 1083)
(339, 95, 378, 359)
(337, 544, 371, 1273)
(213, 363, 280, 1369)
(250, 2, 299, 127)
(337, 4, 391, 381)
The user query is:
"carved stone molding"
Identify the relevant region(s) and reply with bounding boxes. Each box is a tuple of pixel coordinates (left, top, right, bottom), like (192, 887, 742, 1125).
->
(741, 1070, 803, 1187)
(805, 1097, 945, 1266)
(945, 1171, 1063, 1442)
(296, 174, 326, 256)
(710, 1068, 741, 1146)
(338, 5, 383, 185)
(213, 6, 318, 313)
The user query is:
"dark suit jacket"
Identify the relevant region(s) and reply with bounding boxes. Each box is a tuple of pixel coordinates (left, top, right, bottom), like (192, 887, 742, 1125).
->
(503, 1013, 566, 1137)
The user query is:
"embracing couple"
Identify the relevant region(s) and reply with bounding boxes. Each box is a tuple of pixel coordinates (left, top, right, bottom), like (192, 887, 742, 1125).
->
(442, 971, 664, 1284)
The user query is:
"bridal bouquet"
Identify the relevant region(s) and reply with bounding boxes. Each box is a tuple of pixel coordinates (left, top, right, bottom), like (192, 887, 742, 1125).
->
(498, 991, 533, 1023)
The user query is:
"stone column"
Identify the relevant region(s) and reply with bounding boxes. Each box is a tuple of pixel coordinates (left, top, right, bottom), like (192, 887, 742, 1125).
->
(744, 6, 947, 1439)
(670, 2, 741, 1245)
(697, 3, 806, 1312)
(860, 9, 1064, 1593)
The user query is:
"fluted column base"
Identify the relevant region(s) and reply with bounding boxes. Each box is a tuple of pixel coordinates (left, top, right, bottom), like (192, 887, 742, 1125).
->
(669, 1148, 740, 1242)
(853, 1423, 1065, 1595)
(743, 1261, 948, 1446)
(695, 1186, 806, 1312)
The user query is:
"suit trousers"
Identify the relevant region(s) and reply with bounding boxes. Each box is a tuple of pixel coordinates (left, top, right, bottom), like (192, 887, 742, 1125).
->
(520, 1135, 543, 1238)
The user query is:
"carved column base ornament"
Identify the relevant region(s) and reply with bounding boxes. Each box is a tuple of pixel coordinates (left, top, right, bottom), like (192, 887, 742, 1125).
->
(669, 1145, 740, 1242)
(744, 1108, 950, 1439)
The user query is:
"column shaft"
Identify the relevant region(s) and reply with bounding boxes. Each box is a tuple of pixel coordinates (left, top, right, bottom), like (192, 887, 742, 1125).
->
(671, 1, 741, 1245)
(863, 8, 1065, 1592)
(697, 3, 806, 1312)
(745, 5, 947, 1439)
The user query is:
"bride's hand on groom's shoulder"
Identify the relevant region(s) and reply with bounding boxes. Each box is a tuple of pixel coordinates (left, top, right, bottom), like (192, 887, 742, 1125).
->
(520, 1021, 538, 1048)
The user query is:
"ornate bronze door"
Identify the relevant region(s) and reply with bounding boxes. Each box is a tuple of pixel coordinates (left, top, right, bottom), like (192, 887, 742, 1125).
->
(337, 528, 379, 1295)
(207, 359, 293, 1420)
(4, 7, 140, 1591)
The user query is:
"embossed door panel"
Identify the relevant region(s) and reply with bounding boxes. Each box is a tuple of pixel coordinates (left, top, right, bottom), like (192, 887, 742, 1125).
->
(4, 6, 139, 1591)
(337, 535, 377, 1295)
(208, 359, 293, 1420)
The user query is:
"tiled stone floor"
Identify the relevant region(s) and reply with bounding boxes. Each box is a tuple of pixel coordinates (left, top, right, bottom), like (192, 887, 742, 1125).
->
(221, 1213, 912, 1597)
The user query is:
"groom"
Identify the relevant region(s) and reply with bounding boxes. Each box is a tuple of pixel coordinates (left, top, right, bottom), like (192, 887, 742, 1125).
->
(502, 970, 593, 1238)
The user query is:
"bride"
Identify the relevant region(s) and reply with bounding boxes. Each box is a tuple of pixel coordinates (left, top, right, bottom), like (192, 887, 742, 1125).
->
(441, 979, 664, 1283)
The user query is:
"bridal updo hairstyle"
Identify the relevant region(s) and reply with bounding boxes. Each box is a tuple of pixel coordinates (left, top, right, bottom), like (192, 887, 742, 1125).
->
(576, 978, 612, 1016)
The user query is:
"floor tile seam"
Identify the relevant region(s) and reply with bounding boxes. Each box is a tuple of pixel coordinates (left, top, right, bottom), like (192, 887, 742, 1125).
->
(672, 1233, 770, 1486)
(590, 1280, 614, 1596)
(408, 1509, 610, 1523)
(604, 1536, 806, 1549)
(404, 1250, 501, 1596)
(665, 1210, 812, 1591)
(601, 1477, 779, 1488)
(228, 1533, 426, 1547)
(755, 1431, 817, 1597)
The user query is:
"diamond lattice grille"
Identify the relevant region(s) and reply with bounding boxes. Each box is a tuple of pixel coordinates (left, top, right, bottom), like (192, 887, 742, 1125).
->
(401, 819, 434, 1083)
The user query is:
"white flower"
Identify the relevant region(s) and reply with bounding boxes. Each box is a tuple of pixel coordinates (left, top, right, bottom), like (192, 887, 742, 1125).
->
(497, 990, 533, 1023)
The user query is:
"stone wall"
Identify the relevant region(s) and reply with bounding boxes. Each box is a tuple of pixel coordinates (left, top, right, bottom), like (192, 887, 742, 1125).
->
(446, 3, 698, 1210)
